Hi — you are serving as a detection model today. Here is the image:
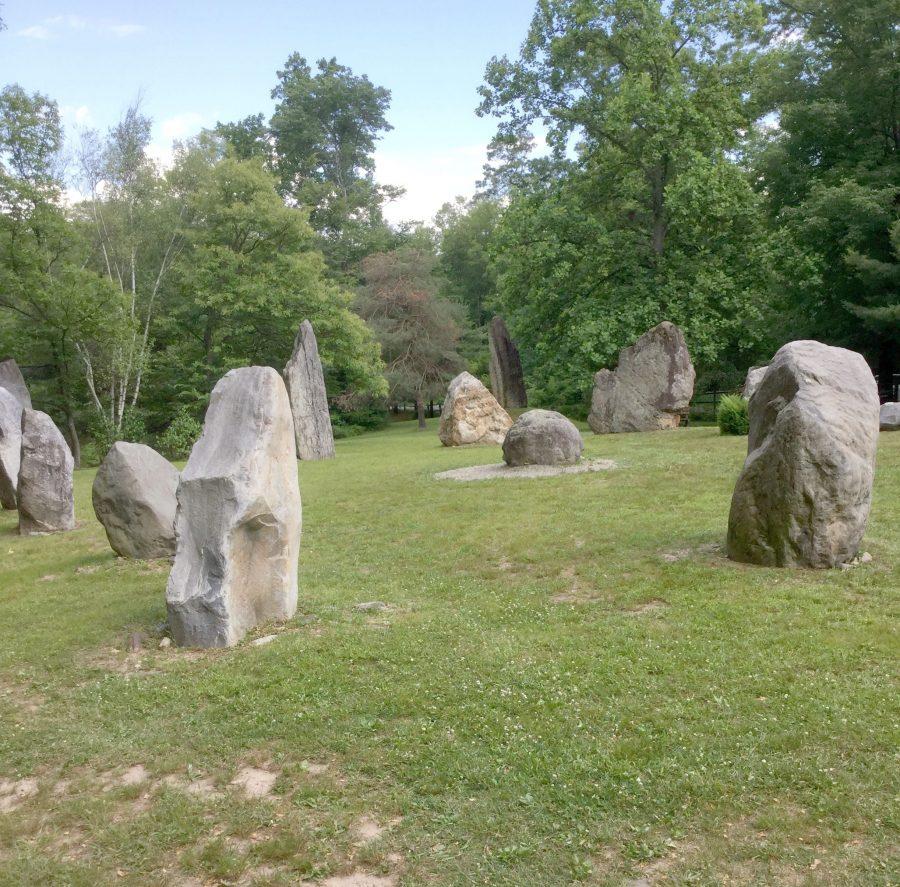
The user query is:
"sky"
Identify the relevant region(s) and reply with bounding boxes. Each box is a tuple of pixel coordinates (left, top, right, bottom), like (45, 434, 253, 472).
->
(1, 0, 536, 223)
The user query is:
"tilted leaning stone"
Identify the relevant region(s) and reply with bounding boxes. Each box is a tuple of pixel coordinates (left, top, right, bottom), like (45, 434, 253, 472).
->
(283, 320, 335, 461)
(17, 409, 75, 535)
(727, 340, 879, 568)
(0, 358, 32, 409)
(503, 409, 583, 466)
(166, 366, 302, 647)
(742, 364, 769, 400)
(880, 402, 900, 431)
(92, 442, 179, 559)
(588, 321, 695, 433)
(488, 316, 528, 410)
(0, 388, 23, 509)
(438, 371, 512, 446)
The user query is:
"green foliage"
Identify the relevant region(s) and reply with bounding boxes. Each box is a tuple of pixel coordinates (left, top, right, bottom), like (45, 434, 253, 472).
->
(86, 409, 148, 462)
(717, 394, 750, 436)
(157, 407, 202, 460)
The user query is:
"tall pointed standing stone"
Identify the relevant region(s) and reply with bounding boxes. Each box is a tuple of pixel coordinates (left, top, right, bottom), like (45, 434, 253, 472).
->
(17, 409, 75, 535)
(166, 367, 302, 648)
(0, 358, 32, 409)
(283, 320, 335, 461)
(488, 316, 527, 410)
(0, 388, 23, 509)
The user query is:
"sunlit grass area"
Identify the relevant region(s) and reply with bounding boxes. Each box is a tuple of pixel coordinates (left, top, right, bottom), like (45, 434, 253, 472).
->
(0, 422, 897, 886)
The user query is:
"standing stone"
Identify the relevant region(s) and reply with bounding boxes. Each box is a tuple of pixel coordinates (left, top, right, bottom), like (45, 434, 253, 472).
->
(17, 410, 75, 535)
(0, 388, 23, 509)
(588, 322, 696, 433)
(880, 402, 900, 431)
(283, 320, 335, 461)
(438, 372, 512, 446)
(0, 358, 32, 409)
(502, 409, 583, 466)
(727, 341, 879, 568)
(743, 364, 769, 400)
(488, 316, 527, 409)
(166, 367, 302, 648)
(92, 442, 179, 559)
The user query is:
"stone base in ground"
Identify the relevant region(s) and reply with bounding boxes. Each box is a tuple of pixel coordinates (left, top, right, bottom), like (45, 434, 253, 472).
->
(435, 458, 616, 482)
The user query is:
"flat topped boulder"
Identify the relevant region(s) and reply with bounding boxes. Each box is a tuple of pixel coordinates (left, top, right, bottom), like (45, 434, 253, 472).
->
(0, 358, 31, 409)
(503, 409, 583, 466)
(880, 402, 900, 431)
(18, 409, 75, 535)
(439, 371, 512, 446)
(727, 340, 879, 568)
(743, 365, 769, 400)
(283, 320, 335, 461)
(488, 316, 527, 409)
(588, 321, 695, 433)
(92, 442, 179, 559)
(0, 388, 23, 509)
(166, 366, 302, 648)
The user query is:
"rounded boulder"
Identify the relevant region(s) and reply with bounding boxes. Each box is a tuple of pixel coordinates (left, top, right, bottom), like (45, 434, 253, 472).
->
(502, 409, 583, 466)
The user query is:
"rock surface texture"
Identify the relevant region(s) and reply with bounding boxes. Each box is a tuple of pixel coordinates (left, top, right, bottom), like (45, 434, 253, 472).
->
(488, 316, 527, 409)
(166, 367, 302, 648)
(17, 409, 75, 535)
(283, 320, 335, 461)
(92, 442, 179, 559)
(438, 372, 512, 446)
(880, 402, 900, 431)
(743, 365, 769, 400)
(588, 322, 695, 433)
(503, 409, 583, 466)
(727, 340, 879, 568)
(0, 388, 23, 509)
(0, 358, 32, 409)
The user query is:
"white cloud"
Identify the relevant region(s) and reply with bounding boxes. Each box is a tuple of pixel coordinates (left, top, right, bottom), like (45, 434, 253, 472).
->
(107, 23, 146, 38)
(17, 15, 145, 40)
(375, 144, 487, 226)
(148, 113, 207, 170)
(18, 25, 52, 39)
(60, 104, 93, 126)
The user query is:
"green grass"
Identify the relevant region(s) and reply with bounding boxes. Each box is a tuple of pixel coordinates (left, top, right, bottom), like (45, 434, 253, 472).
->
(0, 421, 897, 886)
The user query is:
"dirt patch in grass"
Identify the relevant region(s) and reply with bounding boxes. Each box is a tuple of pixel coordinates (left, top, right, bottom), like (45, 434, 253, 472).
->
(623, 598, 669, 616)
(318, 873, 397, 887)
(231, 766, 278, 799)
(435, 458, 616, 482)
(0, 777, 38, 812)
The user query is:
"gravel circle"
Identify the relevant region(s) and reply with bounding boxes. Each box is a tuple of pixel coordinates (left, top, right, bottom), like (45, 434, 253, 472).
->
(435, 458, 617, 482)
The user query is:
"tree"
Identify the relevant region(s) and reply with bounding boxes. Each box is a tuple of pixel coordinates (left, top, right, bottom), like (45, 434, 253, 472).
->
(755, 0, 899, 388)
(357, 247, 466, 428)
(478, 0, 776, 408)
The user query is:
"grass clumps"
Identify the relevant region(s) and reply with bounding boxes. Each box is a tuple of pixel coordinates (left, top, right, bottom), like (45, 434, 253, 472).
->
(717, 393, 750, 435)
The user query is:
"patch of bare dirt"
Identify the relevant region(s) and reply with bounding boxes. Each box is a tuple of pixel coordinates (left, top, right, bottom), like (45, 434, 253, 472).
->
(658, 542, 724, 563)
(315, 874, 397, 887)
(0, 777, 39, 812)
(623, 598, 669, 616)
(231, 766, 278, 799)
(436, 458, 616, 482)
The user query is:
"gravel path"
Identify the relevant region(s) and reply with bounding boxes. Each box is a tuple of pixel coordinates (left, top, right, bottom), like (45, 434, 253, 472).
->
(434, 458, 617, 482)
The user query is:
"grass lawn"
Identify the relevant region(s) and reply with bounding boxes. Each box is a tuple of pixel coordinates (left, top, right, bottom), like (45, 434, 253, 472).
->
(0, 421, 897, 886)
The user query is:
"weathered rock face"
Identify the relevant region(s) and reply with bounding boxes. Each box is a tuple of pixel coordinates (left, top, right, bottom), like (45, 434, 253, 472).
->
(588, 322, 695, 433)
(502, 409, 583, 466)
(727, 340, 879, 568)
(17, 410, 75, 535)
(880, 402, 900, 431)
(166, 367, 302, 647)
(283, 320, 335, 461)
(0, 358, 31, 409)
(488, 316, 527, 410)
(438, 372, 513, 446)
(0, 388, 23, 510)
(92, 442, 179, 559)
(743, 365, 769, 400)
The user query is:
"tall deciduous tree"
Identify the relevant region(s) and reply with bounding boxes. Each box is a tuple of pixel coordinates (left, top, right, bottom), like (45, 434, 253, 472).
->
(357, 247, 466, 428)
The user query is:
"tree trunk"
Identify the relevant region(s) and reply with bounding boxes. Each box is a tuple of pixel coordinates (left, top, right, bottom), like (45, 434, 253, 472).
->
(416, 397, 427, 430)
(65, 415, 81, 469)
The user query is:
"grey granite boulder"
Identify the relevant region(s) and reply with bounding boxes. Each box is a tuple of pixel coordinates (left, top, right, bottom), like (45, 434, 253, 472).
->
(727, 340, 879, 568)
(439, 371, 512, 446)
(17, 409, 75, 535)
(92, 442, 179, 559)
(0, 358, 31, 409)
(503, 409, 583, 466)
(166, 367, 302, 647)
(0, 388, 23, 509)
(880, 402, 900, 431)
(283, 320, 335, 461)
(488, 316, 527, 410)
(743, 364, 769, 400)
(588, 322, 695, 433)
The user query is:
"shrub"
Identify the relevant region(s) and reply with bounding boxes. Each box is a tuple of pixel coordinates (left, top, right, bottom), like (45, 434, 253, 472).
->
(717, 394, 750, 435)
(87, 410, 147, 461)
(158, 408, 202, 460)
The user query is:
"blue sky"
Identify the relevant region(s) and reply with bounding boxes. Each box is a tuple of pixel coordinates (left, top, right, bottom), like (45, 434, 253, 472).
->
(1, 0, 536, 222)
